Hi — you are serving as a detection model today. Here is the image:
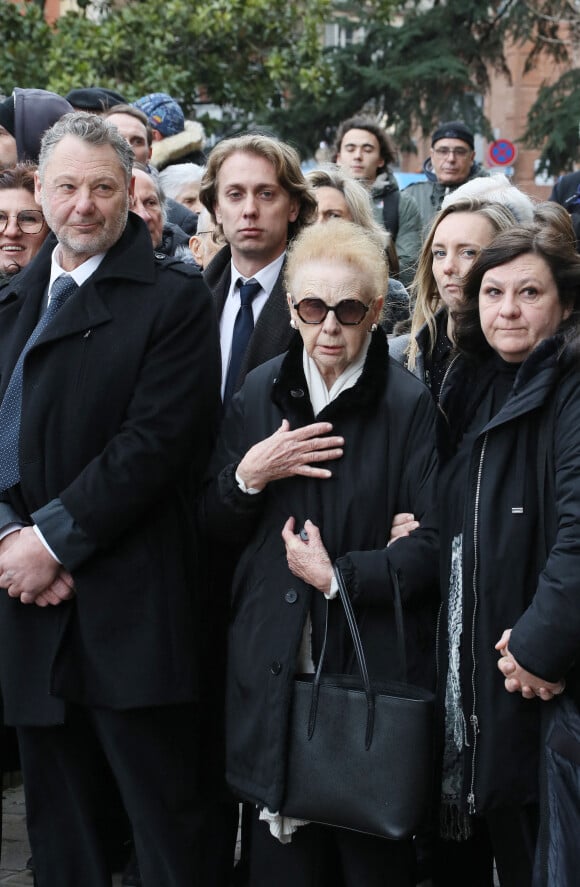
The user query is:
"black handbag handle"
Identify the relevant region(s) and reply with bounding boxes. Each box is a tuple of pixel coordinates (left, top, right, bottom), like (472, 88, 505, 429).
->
(308, 560, 408, 750)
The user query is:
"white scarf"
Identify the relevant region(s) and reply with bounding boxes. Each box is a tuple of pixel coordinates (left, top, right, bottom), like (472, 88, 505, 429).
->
(302, 337, 371, 416)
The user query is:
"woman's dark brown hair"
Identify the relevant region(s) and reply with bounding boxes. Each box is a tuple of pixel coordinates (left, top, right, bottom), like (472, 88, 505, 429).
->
(455, 204, 580, 361)
(0, 162, 37, 195)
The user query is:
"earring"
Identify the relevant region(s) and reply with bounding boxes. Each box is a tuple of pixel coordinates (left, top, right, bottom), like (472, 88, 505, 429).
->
(371, 323, 378, 332)
(290, 318, 297, 329)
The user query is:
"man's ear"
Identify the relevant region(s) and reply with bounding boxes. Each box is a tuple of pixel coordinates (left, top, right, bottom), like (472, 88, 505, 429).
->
(288, 197, 300, 224)
(189, 235, 203, 266)
(34, 171, 42, 204)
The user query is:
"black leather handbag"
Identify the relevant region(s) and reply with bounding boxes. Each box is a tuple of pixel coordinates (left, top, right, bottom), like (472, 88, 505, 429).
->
(281, 563, 435, 840)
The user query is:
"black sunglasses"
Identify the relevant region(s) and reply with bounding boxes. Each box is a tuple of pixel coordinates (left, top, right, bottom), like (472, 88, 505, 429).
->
(291, 297, 370, 326)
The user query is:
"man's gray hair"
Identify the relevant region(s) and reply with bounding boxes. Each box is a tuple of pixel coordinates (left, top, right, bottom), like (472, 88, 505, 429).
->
(133, 162, 168, 226)
(38, 112, 134, 183)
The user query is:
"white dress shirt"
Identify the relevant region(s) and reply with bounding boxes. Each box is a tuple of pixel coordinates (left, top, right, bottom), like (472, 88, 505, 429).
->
(219, 252, 285, 399)
(0, 247, 107, 556)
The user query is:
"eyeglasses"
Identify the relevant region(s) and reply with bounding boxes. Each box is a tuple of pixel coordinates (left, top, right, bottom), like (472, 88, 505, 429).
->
(291, 297, 370, 326)
(433, 146, 471, 158)
(0, 210, 45, 234)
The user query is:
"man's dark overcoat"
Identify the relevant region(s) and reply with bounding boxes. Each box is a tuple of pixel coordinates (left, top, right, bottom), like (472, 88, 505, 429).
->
(0, 212, 221, 726)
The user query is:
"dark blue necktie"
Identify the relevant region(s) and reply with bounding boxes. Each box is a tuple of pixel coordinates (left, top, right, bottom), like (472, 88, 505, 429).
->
(223, 278, 261, 403)
(0, 274, 78, 492)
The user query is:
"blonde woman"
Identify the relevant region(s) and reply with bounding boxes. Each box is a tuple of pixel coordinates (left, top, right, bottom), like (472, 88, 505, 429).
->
(390, 199, 518, 400)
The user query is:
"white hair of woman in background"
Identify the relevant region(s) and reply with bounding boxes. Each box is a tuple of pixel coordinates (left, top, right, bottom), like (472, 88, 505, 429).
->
(442, 173, 535, 223)
(159, 162, 205, 212)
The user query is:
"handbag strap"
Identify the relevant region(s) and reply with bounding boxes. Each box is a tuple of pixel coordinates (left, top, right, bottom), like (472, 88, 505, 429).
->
(388, 559, 408, 682)
(308, 561, 408, 749)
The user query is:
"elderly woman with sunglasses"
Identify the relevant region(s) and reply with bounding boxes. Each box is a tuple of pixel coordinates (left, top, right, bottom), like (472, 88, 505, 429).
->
(0, 163, 49, 283)
(202, 219, 439, 887)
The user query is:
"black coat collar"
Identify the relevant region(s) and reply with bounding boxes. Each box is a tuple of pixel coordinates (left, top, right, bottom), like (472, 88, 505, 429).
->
(438, 335, 572, 461)
(271, 326, 390, 423)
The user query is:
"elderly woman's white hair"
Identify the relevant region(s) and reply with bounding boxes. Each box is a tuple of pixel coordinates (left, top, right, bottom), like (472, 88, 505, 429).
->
(158, 163, 205, 200)
(442, 173, 536, 223)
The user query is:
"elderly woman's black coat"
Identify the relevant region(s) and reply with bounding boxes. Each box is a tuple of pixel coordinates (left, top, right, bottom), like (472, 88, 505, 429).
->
(202, 329, 439, 812)
(437, 336, 580, 817)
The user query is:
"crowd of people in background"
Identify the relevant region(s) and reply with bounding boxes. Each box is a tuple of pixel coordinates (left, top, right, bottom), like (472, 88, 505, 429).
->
(0, 82, 579, 887)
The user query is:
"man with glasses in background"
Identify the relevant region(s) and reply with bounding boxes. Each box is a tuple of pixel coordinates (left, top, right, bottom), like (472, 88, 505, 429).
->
(404, 120, 488, 237)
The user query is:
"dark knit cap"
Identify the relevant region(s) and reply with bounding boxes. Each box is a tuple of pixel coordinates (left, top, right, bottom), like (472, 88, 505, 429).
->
(65, 87, 127, 111)
(431, 120, 474, 150)
(0, 95, 15, 136)
(12, 88, 73, 163)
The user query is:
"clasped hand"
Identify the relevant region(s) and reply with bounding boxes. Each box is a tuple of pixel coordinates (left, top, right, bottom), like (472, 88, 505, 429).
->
(0, 528, 75, 607)
(496, 629, 565, 701)
(237, 419, 344, 491)
(388, 518, 566, 702)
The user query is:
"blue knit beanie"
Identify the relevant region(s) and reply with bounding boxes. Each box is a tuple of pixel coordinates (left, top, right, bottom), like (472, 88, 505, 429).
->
(132, 93, 184, 137)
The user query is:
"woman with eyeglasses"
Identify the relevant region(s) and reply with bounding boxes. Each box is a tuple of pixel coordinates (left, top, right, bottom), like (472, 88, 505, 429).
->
(202, 219, 439, 886)
(0, 163, 48, 283)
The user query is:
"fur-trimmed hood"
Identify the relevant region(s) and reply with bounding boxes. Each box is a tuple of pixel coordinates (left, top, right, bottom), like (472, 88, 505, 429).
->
(151, 120, 205, 171)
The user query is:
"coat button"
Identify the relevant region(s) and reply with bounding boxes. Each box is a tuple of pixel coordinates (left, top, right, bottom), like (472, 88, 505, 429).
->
(270, 661, 282, 676)
(284, 589, 298, 604)
(290, 388, 305, 398)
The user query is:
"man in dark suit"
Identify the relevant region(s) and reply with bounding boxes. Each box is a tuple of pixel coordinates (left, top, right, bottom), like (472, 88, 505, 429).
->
(0, 112, 221, 886)
(200, 133, 317, 402)
(197, 133, 316, 886)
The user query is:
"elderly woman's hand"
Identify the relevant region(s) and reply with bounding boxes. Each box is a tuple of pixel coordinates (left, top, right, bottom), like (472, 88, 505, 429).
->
(237, 420, 344, 492)
(282, 517, 334, 596)
(387, 512, 420, 546)
(495, 629, 566, 701)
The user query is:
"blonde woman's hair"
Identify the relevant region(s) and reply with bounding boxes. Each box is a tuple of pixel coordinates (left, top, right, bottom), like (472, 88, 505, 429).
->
(407, 198, 517, 371)
(306, 166, 389, 244)
(285, 218, 388, 305)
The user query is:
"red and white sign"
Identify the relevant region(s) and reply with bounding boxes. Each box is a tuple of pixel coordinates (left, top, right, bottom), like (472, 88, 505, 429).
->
(488, 139, 517, 167)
